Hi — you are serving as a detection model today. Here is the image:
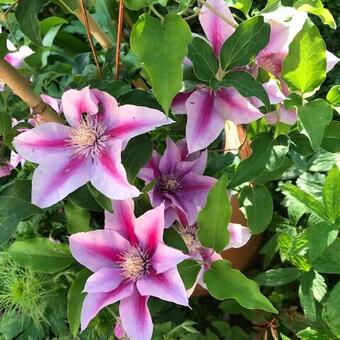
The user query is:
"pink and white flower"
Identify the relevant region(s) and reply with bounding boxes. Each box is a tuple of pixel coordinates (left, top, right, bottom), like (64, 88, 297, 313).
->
(70, 200, 189, 340)
(13, 87, 173, 208)
(137, 138, 216, 228)
(172, 0, 263, 153)
(176, 217, 251, 295)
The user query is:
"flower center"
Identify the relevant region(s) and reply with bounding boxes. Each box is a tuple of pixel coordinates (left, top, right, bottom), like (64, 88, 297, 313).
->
(159, 174, 182, 194)
(120, 247, 150, 281)
(69, 116, 108, 158)
(256, 51, 282, 77)
(176, 223, 201, 254)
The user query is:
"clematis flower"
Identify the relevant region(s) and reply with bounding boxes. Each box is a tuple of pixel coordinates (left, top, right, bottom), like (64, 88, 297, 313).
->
(137, 137, 216, 228)
(0, 152, 23, 177)
(256, 7, 339, 78)
(70, 200, 189, 340)
(172, 0, 263, 153)
(13, 87, 173, 208)
(175, 214, 251, 296)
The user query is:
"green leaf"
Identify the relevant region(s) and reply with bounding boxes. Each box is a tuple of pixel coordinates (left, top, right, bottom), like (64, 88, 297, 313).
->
(228, 133, 273, 188)
(67, 269, 91, 337)
(295, 0, 336, 29)
(65, 201, 91, 234)
(227, 0, 253, 15)
(197, 174, 231, 252)
(68, 185, 102, 212)
(321, 121, 340, 153)
(8, 238, 74, 273)
(15, 0, 44, 46)
(0, 111, 11, 136)
(314, 239, 340, 274)
(323, 165, 340, 222)
(297, 327, 330, 340)
(255, 268, 301, 286)
(220, 16, 270, 71)
(326, 85, 340, 111)
(178, 259, 201, 290)
(124, 0, 148, 10)
(324, 281, 340, 338)
(282, 19, 326, 94)
(214, 71, 270, 110)
(306, 223, 338, 262)
(131, 14, 192, 113)
(87, 184, 113, 212)
(204, 260, 278, 313)
(297, 99, 333, 151)
(0, 196, 42, 246)
(0, 32, 8, 59)
(281, 183, 329, 221)
(239, 185, 273, 234)
(122, 134, 153, 183)
(187, 36, 219, 82)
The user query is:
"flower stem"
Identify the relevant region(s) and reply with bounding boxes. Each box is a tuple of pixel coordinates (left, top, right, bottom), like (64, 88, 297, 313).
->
(150, 5, 164, 20)
(0, 60, 63, 123)
(197, 0, 238, 28)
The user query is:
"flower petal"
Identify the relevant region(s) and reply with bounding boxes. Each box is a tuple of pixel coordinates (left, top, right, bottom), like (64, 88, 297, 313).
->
(105, 199, 138, 244)
(251, 80, 285, 108)
(91, 140, 140, 200)
(91, 89, 119, 127)
(151, 243, 189, 274)
(138, 150, 161, 182)
(214, 88, 263, 124)
(326, 50, 339, 72)
(199, 0, 236, 56)
(135, 203, 165, 255)
(171, 92, 192, 114)
(84, 267, 124, 293)
(61, 87, 99, 127)
(13, 123, 72, 163)
(185, 89, 225, 153)
(159, 137, 182, 174)
(41, 94, 61, 113)
(119, 287, 152, 340)
(4, 45, 33, 68)
(225, 223, 251, 249)
(69, 229, 130, 272)
(175, 150, 208, 177)
(137, 268, 188, 307)
(31, 152, 91, 208)
(106, 104, 173, 143)
(81, 282, 133, 330)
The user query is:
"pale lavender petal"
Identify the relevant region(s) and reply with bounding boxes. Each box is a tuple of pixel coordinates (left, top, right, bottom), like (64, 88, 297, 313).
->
(151, 243, 189, 274)
(175, 150, 208, 177)
(135, 203, 164, 255)
(214, 88, 263, 124)
(199, 0, 236, 56)
(31, 152, 92, 208)
(61, 87, 99, 127)
(12, 123, 72, 163)
(0, 163, 12, 177)
(326, 51, 339, 72)
(119, 288, 152, 340)
(104, 199, 138, 244)
(91, 140, 140, 200)
(69, 229, 130, 272)
(4, 45, 33, 68)
(138, 150, 161, 182)
(84, 267, 124, 293)
(137, 268, 188, 307)
(175, 139, 189, 160)
(106, 104, 173, 143)
(171, 92, 192, 114)
(81, 282, 133, 330)
(251, 80, 285, 108)
(278, 105, 297, 125)
(185, 89, 225, 153)
(225, 223, 251, 249)
(41, 94, 61, 113)
(164, 207, 178, 228)
(159, 137, 181, 174)
(90, 89, 119, 128)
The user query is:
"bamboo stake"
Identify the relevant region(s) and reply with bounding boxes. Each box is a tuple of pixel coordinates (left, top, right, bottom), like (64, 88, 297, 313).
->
(0, 60, 63, 123)
(115, 0, 124, 80)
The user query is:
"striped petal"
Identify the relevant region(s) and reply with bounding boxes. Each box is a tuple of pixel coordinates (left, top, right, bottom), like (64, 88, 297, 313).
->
(84, 267, 124, 293)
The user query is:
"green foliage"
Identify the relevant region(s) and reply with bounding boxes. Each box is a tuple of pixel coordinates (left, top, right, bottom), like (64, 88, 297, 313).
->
(220, 16, 270, 71)
(204, 260, 278, 313)
(131, 14, 192, 113)
(283, 19, 327, 94)
(197, 174, 231, 252)
(177, 260, 201, 290)
(8, 238, 75, 274)
(65, 201, 91, 234)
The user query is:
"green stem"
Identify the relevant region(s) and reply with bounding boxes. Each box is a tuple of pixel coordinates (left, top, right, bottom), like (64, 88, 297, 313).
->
(150, 5, 164, 20)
